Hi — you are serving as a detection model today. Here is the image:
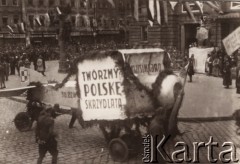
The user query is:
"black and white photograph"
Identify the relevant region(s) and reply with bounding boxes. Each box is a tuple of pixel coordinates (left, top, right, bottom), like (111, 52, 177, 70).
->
(1, 0, 240, 163)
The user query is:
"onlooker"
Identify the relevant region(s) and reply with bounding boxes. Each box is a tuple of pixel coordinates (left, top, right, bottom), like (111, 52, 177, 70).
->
(37, 55, 46, 76)
(187, 54, 195, 82)
(24, 58, 31, 68)
(222, 55, 232, 88)
(36, 108, 58, 164)
(236, 63, 240, 94)
(3, 59, 9, 81)
(212, 56, 220, 77)
(0, 61, 6, 89)
(206, 54, 213, 76)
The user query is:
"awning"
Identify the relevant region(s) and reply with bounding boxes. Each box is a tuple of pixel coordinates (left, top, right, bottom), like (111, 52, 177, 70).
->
(217, 12, 240, 19)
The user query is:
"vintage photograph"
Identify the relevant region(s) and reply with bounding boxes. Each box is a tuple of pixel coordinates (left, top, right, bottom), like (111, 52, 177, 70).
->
(0, 0, 240, 163)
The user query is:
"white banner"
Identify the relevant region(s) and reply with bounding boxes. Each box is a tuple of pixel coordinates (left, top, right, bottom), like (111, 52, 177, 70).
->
(77, 57, 127, 121)
(42, 81, 78, 108)
(222, 26, 240, 55)
(189, 47, 214, 73)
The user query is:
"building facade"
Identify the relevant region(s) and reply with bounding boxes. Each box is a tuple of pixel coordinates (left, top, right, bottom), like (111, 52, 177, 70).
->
(0, 0, 132, 45)
(128, 1, 240, 55)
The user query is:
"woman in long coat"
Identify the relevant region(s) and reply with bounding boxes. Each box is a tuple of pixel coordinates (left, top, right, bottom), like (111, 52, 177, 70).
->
(187, 54, 195, 82)
(222, 55, 232, 88)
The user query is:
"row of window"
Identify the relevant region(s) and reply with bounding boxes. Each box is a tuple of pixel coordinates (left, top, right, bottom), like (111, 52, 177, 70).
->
(25, 0, 132, 9)
(1, 0, 18, 6)
(1, 16, 19, 26)
(27, 15, 129, 28)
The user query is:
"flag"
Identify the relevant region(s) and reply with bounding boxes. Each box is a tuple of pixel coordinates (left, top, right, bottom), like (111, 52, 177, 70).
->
(205, 1, 223, 14)
(148, 0, 154, 26)
(134, 0, 139, 21)
(195, 1, 203, 14)
(56, 7, 62, 15)
(7, 25, 14, 34)
(20, 22, 25, 33)
(35, 16, 42, 26)
(76, 14, 80, 27)
(44, 13, 50, 26)
(162, 1, 168, 24)
(184, 2, 196, 22)
(107, 0, 115, 8)
(92, 18, 97, 27)
(20, 67, 48, 84)
(149, 0, 155, 21)
(83, 15, 90, 27)
(156, 0, 161, 25)
(169, 1, 177, 11)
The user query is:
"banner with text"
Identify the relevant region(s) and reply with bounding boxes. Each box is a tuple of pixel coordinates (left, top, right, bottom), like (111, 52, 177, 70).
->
(127, 52, 164, 88)
(222, 26, 240, 55)
(42, 81, 78, 108)
(78, 57, 127, 121)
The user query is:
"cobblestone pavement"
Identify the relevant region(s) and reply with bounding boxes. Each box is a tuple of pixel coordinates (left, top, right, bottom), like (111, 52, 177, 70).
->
(1, 98, 240, 164)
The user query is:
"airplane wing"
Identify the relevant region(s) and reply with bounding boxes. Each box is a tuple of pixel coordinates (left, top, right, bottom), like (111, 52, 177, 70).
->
(0, 86, 36, 97)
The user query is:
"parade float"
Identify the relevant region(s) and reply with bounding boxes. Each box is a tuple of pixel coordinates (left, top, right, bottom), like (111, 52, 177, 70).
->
(11, 48, 185, 162)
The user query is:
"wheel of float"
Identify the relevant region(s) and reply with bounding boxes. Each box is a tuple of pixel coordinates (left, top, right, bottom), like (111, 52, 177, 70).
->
(14, 112, 31, 132)
(121, 133, 142, 157)
(109, 138, 129, 162)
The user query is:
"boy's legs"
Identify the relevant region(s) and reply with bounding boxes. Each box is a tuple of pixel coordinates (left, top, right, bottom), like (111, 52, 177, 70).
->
(37, 144, 48, 164)
(48, 138, 58, 164)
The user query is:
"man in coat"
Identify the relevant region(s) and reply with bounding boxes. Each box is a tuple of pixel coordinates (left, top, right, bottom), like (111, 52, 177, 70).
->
(223, 55, 232, 88)
(36, 108, 58, 164)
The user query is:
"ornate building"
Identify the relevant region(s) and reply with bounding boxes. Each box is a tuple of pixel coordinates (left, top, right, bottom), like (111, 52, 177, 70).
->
(0, 0, 132, 44)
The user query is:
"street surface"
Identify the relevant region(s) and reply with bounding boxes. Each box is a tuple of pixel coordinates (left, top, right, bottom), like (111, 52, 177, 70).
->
(1, 98, 240, 163)
(1, 61, 240, 163)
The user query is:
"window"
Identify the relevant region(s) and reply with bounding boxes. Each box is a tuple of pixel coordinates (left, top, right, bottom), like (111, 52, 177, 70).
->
(13, 0, 18, 6)
(71, 0, 75, 7)
(141, 26, 148, 41)
(49, 0, 54, 6)
(111, 19, 115, 27)
(80, 17, 85, 27)
(39, 0, 44, 6)
(28, 0, 33, 6)
(2, 0, 6, 5)
(13, 16, 19, 24)
(60, 0, 64, 6)
(2, 17, 8, 26)
(71, 16, 76, 26)
(80, 0, 85, 8)
(29, 15, 34, 28)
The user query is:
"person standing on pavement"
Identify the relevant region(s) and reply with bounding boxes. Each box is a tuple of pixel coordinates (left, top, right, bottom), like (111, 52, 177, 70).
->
(187, 54, 195, 82)
(10, 55, 16, 75)
(36, 108, 58, 164)
(0, 59, 6, 89)
(3, 58, 9, 81)
(37, 55, 46, 76)
(206, 54, 213, 76)
(222, 55, 232, 88)
(236, 63, 240, 94)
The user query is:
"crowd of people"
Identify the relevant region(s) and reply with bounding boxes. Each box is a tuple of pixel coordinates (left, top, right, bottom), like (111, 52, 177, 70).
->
(184, 46, 240, 92)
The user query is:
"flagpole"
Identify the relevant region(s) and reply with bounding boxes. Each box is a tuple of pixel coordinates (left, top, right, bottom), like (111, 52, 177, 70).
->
(21, 0, 31, 47)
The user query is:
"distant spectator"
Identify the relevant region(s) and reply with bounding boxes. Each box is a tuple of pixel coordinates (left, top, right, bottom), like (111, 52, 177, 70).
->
(0, 62, 6, 89)
(223, 55, 232, 89)
(187, 54, 195, 82)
